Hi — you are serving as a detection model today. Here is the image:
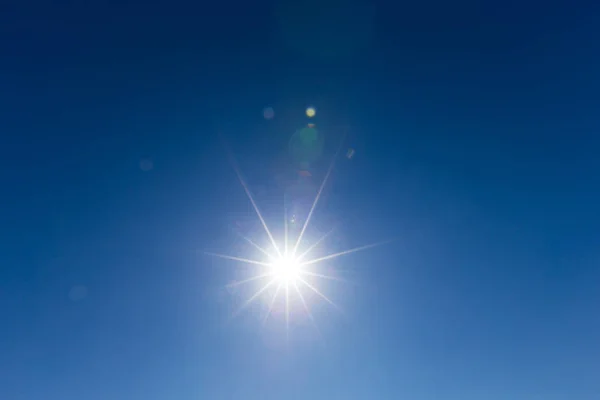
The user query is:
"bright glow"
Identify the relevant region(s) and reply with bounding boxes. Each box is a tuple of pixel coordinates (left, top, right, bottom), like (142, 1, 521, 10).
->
(271, 256, 301, 284)
(306, 107, 316, 118)
(207, 131, 394, 334)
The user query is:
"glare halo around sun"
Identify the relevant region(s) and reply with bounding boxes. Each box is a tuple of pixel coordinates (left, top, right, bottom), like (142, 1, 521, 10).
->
(270, 255, 301, 285)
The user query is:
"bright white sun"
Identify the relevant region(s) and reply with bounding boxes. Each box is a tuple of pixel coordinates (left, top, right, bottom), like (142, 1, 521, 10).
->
(271, 256, 301, 284)
(206, 134, 392, 330)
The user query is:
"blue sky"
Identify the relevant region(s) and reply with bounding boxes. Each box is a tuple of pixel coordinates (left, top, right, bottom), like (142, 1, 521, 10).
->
(1, 1, 600, 399)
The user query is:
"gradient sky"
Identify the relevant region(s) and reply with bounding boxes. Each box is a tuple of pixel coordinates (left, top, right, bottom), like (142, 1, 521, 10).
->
(2, 1, 600, 399)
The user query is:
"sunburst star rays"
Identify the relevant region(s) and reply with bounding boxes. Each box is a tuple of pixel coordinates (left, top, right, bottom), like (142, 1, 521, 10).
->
(206, 226, 392, 328)
(209, 133, 394, 334)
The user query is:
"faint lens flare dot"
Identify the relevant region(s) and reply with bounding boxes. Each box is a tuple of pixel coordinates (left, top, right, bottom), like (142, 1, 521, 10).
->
(140, 158, 153, 172)
(305, 107, 316, 118)
(263, 106, 275, 120)
(69, 285, 88, 302)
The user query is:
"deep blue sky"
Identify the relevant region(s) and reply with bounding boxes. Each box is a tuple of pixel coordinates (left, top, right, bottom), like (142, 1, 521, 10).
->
(2, 1, 600, 399)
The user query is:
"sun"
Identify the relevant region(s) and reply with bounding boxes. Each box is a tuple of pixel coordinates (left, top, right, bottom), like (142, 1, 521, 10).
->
(206, 131, 393, 332)
(270, 256, 301, 284)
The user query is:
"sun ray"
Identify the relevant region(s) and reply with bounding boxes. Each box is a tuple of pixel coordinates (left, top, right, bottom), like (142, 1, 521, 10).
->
(293, 282, 322, 338)
(284, 195, 289, 257)
(226, 272, 272, 289)
(291, 153, 338, 258)
(262, 283, 283, 326)
(300, 239, 395, 267)
(291, 131, 347, 258)
(223, 139, 282, 258)
(298, 277, 341, 312)
(238, 233, 277, 260)
(233, 278, 277, 318)
(204, 252, 271, 267)
(295, 227, 336, 262)
(300, 270, 348, 284)
(285, 283, 290, 339)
